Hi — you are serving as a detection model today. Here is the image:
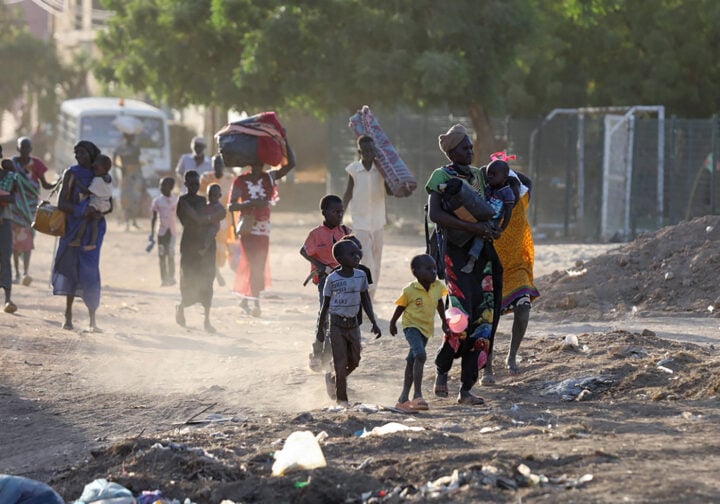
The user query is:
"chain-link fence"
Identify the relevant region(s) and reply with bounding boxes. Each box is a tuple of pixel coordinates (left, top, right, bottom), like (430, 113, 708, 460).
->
(327, 110, 720, 242)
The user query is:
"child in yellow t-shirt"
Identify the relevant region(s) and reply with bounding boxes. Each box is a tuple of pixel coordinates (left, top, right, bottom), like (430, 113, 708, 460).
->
(389, 254, 448, 412)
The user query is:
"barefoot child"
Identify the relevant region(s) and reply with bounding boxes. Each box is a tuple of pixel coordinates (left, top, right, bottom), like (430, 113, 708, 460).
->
(300, 194, 350, 371)
(316, 239, 381, 406)
(389, 254, 448, 412)
(150, 176, 178, 286)
(69, 154, 113, 251)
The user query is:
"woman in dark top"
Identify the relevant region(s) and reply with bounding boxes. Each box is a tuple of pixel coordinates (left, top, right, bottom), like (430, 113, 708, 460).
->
(175, 170, 226, 333)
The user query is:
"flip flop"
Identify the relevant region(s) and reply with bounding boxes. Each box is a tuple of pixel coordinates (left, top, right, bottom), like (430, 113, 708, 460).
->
(411, 397, 429, 410)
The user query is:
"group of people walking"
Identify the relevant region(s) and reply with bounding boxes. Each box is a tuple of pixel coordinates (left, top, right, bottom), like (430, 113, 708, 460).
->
(1, 120, 539, 411)
(302, 126, 539, 408)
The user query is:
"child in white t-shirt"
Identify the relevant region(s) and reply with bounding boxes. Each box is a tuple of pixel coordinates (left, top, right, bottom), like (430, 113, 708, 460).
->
(150, 177, 178, 286)
(69, 154, 113, 251)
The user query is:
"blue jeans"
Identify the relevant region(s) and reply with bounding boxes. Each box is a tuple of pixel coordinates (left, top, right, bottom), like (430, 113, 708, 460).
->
(404, 327, 428, 363)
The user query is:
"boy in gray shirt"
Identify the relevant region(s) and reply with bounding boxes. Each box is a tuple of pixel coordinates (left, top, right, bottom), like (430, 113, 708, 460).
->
(316, 239, 381, 406)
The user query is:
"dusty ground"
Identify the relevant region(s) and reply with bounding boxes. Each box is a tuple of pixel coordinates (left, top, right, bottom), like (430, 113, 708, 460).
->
(1, 206, 719, 503)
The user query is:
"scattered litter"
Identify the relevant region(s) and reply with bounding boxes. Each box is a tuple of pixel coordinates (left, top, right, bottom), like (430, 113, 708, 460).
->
(562, 334, 579, 350)
(360, 422, 425, 437)
(681, 411, 703, 421)
(353, 403, 379, 413)
(356, 457, 374, 470)
(73, 478, 134, 504)
(271, 431, 327, 476)
(420, 469, 466, 498)
(657, 366, 674, 374)
(479, 426, 502, 434)
(566, 267, 587, 277)
(541, 375, 614, 401)
(435, 421, 464, 433)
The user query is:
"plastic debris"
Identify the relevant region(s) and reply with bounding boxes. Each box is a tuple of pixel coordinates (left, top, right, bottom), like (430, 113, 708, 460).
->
(541, 375, 614, 401)
(479, 426, 502, 434)
(360, 422, 425, 437)
(562, 334, 579, 350)
(420, 469, 466, 498)
(271, 431, 327, 476)
(73, 478, 134, 504)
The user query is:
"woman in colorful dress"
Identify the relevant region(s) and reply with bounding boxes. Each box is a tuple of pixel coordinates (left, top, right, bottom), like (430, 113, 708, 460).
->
(11, 136, 58, 286)
(227, 141, 295, 317)
(482, 153, 540, 376)
(425, 124, 503, 404)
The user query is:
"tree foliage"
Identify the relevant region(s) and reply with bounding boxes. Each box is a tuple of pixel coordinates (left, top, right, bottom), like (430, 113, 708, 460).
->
(95, 0, 720, 156)
(0, 4, 87, 127)
(507, 0, 720, 117)
(96, 0, 534, 154)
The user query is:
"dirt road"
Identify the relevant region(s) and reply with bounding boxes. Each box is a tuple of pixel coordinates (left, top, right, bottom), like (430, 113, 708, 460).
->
(1, 212, 718, 503)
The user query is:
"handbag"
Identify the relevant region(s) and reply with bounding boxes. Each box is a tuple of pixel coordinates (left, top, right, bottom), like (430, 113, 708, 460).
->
(235, 212, 255, 237)
(32, 200, 66, 237)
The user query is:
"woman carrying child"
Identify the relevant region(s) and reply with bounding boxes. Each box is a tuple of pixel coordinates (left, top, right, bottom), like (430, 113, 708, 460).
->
(425, 124, 504, 404)
(176, 171, 226, 333)
(52, 141, 110, 332)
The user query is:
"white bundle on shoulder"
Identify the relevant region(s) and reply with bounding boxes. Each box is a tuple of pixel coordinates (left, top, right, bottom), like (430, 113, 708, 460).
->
(112, 115, 144, 135)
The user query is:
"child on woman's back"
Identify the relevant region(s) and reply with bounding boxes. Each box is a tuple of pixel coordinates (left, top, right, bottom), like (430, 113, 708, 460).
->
(316, 240, 381, 407)
(69, 154, 113, 251)
(389, 254, 448, 412)
(150, 176, 178, 286)
(301, 194, 351, 371)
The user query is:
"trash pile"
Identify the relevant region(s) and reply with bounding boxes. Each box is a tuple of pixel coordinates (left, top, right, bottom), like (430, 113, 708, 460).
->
(537, 215, 720, 317)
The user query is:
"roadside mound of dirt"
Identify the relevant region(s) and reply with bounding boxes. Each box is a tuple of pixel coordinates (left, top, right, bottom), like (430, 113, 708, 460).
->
(47, 329, 719, 503)
(536, 215, 720, 319)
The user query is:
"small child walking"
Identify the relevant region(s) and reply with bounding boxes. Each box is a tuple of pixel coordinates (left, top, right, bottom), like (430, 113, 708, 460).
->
(150, 176, 178, 286)
(389, 254, 448, 412)
(316, 239, 381, 407)
(300, 194, 350, 371)
(69, 154, 113, 251)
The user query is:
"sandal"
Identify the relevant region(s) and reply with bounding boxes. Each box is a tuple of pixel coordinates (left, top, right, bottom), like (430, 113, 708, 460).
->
(3, 301, 17, 314)
(457, 391, 485, 405)
(395, 401, 416, 413)
(411, 397, 429, 410)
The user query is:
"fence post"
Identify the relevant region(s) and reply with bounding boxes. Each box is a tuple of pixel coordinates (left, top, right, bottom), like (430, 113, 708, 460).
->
(668, 115, 676, 222)
(564, 120, 573, 237)
(577, 113, 585, 237)
(712, 114, 718, 214)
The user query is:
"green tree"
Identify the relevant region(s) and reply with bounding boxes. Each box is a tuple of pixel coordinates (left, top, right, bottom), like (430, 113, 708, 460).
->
(0, 4, 87, 131)
(96, 0, 535, 155)
(507, 0, 720, 117)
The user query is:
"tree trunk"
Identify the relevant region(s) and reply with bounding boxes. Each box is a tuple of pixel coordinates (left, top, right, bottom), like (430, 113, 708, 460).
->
(468, 102, 498, 166)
